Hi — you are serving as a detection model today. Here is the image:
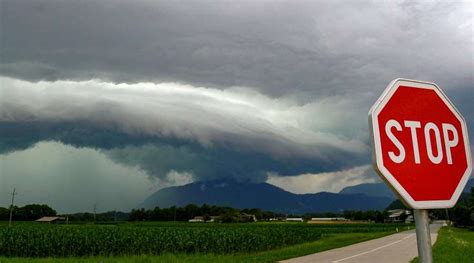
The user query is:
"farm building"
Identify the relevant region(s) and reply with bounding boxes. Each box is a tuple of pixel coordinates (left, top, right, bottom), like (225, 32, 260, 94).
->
(285, 217, 304, 222)
(188, 216, 221, 222)
(242, 213, 257, 222)
(36, 216, 66, 223)
(189, 218, 204, 222)
(387, 209, 413, 223)
(311, 217, 349, 221)
(208, 216, 221, 222)
(308, 217, 348, 224)
(269, 217, 285, 221)
(310, 217, 347, 221)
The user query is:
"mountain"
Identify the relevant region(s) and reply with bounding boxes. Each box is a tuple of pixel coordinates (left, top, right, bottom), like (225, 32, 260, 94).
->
(339, 183, 396, 199)
(339, 178, 474, 199)
(140, 179, 393, 214)
(463, 178, 474, 193)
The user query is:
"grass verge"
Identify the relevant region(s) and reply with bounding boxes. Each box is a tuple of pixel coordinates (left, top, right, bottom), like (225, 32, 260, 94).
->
(411, 227, 474, 263)
(0, 232, 392, 263)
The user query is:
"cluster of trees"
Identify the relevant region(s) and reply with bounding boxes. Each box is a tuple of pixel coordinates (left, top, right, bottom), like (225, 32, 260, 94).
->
(0, 204, 56, 220)
(128, 206, 388, 223)
(386, 187, 474, 228)
(0, 203, 415, 224)
(129, 204, 281, 222)
(4, 189, 472, 225)
(284, 211, 387, 222)
(341, 210, 387, 223)
(443, 187, 474, 228)
(65, 211, 129, 222)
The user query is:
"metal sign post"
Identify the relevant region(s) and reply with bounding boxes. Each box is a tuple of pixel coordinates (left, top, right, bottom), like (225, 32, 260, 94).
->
(414, 209, 432, 263)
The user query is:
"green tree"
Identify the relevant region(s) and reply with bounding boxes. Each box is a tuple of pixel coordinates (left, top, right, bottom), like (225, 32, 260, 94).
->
(15, 204, 56, 220)
(129, 208, 147, 221)
(0, 207, 9, 220)
(452, 205, 471, 227)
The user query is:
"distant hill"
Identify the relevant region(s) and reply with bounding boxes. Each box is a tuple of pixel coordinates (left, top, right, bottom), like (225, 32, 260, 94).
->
(339, 183, 396, 199)
(339, 178, 474, 199)
(343, 178, 474, 212)
(463, 178, 474, 193)
(140, 179, 393, 214)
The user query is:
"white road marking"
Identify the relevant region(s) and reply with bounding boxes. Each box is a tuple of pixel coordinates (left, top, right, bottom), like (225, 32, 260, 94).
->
(332, 234, 416, 263)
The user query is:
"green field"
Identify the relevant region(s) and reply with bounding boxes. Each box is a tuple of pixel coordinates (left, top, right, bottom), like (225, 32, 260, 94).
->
(0, 222, 407, 262)
(411, 227, 474, 263)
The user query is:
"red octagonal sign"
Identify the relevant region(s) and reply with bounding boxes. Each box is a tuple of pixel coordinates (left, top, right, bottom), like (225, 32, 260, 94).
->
(369, 79, 472, 209)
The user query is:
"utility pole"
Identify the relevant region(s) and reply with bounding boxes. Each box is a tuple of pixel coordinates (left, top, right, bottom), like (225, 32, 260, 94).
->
(174, 206, 176, 222)
(445, 209, 450, 225)
(9, 188, 17, 227)
(93, 203, 97, 223)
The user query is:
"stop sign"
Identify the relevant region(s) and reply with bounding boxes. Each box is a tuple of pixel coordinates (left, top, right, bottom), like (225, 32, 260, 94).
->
(369, 79, 472, 209)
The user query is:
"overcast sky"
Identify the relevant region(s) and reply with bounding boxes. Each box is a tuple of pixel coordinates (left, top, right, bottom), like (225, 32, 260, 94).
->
(0, 0, 472, 213)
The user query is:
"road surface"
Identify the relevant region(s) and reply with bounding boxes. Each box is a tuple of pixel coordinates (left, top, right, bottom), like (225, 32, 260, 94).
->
(281, 224, 441, 263)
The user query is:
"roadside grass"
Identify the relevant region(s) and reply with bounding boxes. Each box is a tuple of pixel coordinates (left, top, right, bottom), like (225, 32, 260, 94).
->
(0, 232, 392, 263)
(411, 227, 474, 263)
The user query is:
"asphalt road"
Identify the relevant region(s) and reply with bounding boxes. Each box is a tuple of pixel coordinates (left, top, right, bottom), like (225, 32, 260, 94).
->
(281, 224, 441, 263)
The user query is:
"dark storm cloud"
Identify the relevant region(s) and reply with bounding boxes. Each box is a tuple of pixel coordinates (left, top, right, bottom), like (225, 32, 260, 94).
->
(0, 120, 365, 183)
(105, 143, 364, 183)
(1, 0, 472, 98)
(0, 120, 267, 182)
(0, 0, 472, 191)
(0, 77, 368, 182)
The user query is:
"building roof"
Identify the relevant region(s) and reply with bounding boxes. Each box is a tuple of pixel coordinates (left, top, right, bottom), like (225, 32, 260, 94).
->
(286, 217, 303, 221)
(35, 216, 65, 222)
(311, 217, 347, 221)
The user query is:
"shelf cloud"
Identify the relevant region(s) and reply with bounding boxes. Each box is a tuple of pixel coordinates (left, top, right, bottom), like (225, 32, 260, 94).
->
(0, 76, 368, 182)
(0, 0, 472, 210)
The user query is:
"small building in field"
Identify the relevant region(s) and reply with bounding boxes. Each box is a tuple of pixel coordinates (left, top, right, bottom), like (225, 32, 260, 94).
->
(311, 217, 349, 222)
(387, 209, 413, 223)
(405, 215, 414, 223)
(269, 217, 285, 221)
(311, 217, 347, 221)
(209, 216, 220, 222)
(308, 217, 348, 224)
(188, 216, 220, 222)
(36, 216, 66, 223)
(242, 213, 257, 222)
(286, 217, 304, 222)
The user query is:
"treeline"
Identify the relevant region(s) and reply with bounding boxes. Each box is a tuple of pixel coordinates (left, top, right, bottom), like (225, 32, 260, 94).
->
(128, 206, 390, 223)
(342, 210, 387, 222)
(0, 204, 56, 221)
(3, 187, 472, 225)
(129, 204, 282, 223)
(0, 204, 411, 223)
(434, 187, 474, 228)
(386, 187, 474, 228)
(65, 211, 130, 222)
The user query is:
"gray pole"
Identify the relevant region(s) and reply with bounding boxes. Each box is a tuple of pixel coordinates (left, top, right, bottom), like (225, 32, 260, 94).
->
(93, 203, 97, 223)
(414, 209, 432, 263)
(9, 188, 16, 227)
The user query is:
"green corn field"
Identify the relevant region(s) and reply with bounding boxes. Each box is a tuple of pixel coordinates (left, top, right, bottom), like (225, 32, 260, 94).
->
(0, 222, 405, 257)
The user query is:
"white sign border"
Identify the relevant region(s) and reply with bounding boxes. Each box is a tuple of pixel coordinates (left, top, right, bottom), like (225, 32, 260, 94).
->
(369, 78, 472, 209)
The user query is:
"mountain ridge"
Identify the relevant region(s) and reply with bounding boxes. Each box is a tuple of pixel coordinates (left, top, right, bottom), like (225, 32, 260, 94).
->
(339, 178, 474, 198)
(140, 179, 393, 214)
(339, 182, 396, 199)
